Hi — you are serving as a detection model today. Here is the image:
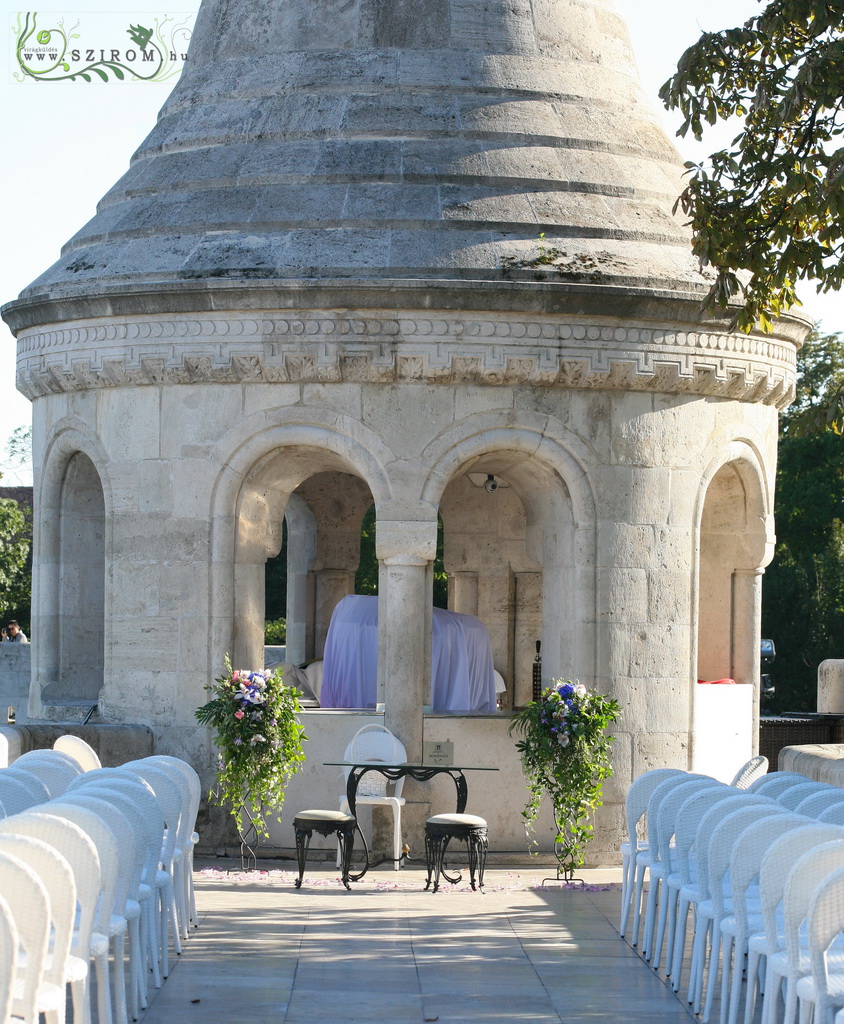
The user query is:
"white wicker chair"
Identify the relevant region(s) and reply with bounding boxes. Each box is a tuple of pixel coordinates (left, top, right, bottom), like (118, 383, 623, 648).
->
(338, 725, 407, 871)
(53, 735, 102, 772)
(12, 753, 82, 798)
(618, 767, 686, 938)
(0, 850, 50, 1024)
(747, 772, 813, 797)
(0, 894, 18, 1024)
(730, 756, 769, 789)
(46, 801, 124, 1024)
(0, 833, 77, 1024)
(0, 774, 43, 815)
(797, 865, 844, 1024)
(777, 781, 834, 812)
(744, 824, 844, 1024)
(0, 810, 101, 1024)
(761, 839, 844, 1024)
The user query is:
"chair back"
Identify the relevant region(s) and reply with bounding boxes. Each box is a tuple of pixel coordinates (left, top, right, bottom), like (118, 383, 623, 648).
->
(53, 734, 102, 772)
(2, 768, 50, 805)
(783, 839, 844, 962)
(13, 754, 82, 797)
(778, 781, 832, 811)
(728, 813, 807, 937)
(123, 762, 183, 870)
(61, 793, 140, 907)
(747, 771, 812, 796)
(797, 790, 844, 819)
(0, 809, 101, 961)
(819, 803, 844, 826)
(145, 756, 197, 852)
(672, 785, 741, 888)
(0, 833, 76, 989)
(652, 777, 721, 869)
(730, 755, 769, 789)
(758, 823, 844, 954)
(705, 801, 782, 917)
(624, 768, 687, 848)
(0, 849, 50, 1024)
(342, 725, 407, 799)
(46, 801, 120, 935)
(0, 894, 18, 1024)
(806, 864, 844, 1024)
(0, 774, 41, 815)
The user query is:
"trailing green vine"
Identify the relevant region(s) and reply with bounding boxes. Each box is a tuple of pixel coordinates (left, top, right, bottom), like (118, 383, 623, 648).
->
(510, 680, 620, 878)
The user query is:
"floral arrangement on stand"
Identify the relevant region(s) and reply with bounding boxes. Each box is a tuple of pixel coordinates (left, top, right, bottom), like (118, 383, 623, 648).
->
(510, 680, 620, 880)
(195, 658, 307, 841)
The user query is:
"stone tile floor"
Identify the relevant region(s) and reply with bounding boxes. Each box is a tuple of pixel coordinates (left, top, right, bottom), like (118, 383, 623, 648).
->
(136, 859, 748, 1024)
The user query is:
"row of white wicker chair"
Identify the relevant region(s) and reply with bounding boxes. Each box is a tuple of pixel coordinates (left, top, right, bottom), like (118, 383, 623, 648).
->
(619, 762, 844, 1024)
(0, 739, 201, 1024)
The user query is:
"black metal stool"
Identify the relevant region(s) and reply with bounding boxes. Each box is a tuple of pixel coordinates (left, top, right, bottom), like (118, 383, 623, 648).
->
(424, 812, 488, 892)
(293, 810, 360, 890)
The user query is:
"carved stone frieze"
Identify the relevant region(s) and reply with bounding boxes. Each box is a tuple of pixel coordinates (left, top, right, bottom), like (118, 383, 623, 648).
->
(15, 312, 798, 407)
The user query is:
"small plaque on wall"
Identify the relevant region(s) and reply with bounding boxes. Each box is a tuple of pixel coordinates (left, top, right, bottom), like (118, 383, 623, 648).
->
(423, 740, 453, 766)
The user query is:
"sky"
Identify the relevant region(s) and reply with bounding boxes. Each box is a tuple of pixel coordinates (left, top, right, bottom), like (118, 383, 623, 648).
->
(1, 0, 841, 486)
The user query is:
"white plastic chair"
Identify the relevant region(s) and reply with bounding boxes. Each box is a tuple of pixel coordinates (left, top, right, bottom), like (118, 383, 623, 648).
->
(730, 756, 769, 789)
(121, 762, 183, 976)
(144, 756, 201, 937)
(0, 833, 77, 1024)
(796, 865, 844, 1024)
(715, 813, 807, 1024)
(0, 810, 101, 1024)
(761, 839, 844, 1024)
(338, 725, 407, 871)
(46, 801, 124, 1024)
(745, 823, 844, 1024)
(644, 776, 723, 967)
(618, 767, 686, 937)
(53, 735, 102, 772)
(69, 769, 168, 993)
(630, 773, 711, 949)
(0, 849, 50, 1024)
(0, 894, 18, 1024)
(820, 804, 844, 827)
(61, 792, 143, 1024)
(669, 787, 755, 988)
(689, 801, 782, 1015)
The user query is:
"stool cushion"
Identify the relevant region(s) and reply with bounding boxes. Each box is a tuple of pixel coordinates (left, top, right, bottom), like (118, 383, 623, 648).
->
(426, 813, 487, 827)
(295, 809, 355, 824)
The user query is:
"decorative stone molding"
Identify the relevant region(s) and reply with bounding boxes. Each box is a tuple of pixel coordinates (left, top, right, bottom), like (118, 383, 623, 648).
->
(16, 311, 797, 407)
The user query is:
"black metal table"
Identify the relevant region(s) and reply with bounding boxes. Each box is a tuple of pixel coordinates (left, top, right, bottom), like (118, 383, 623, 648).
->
(323, 761, 498, 877)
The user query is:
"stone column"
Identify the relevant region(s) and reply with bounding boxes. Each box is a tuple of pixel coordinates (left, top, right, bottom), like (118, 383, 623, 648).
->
(284, 493, 317, 665)
(448, 571, 478, 615)
(376, 520, 438, 762)
(313, 569, 356, 658)
(732, 567, 764, 746)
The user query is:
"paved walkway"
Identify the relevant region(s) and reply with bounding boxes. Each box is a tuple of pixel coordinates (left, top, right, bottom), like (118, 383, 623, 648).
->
(137, 861, 711, 1024)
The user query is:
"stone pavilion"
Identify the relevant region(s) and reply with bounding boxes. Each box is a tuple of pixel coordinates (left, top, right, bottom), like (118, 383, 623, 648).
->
(1, 0, 808, 857)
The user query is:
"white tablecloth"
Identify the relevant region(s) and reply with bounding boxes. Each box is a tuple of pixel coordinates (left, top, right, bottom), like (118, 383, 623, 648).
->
(319, 595, 497, 713)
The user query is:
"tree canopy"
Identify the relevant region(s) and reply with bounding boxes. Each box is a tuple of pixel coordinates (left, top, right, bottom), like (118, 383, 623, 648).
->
(763, 329, 844, 709)
(660, 0, 844, 332)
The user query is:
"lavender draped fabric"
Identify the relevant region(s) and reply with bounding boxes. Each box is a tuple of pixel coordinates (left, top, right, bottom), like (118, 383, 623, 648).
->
(319, 595, 497, 713)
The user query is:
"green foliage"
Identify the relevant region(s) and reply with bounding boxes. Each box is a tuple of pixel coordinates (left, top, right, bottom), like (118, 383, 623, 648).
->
(762, 330, 844, 709)
(264, 618, 287, 645)
(509, 681, 620, 878)
(0, 498, 30, 631)
(660, 1, 844, 332)
(195, 659, 307, 838)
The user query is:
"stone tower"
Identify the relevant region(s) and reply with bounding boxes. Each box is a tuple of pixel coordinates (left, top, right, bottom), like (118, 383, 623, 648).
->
(2, 0, 806, 856)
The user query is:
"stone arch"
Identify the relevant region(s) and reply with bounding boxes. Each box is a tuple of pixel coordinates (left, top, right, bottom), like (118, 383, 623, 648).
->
(34, 423, 111, 714)
(209, 414, 393, 669)
(421, 412, 598, 699)
(695, 440, 773, 691)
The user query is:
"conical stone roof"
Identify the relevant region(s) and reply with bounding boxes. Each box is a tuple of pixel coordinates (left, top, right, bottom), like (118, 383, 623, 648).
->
(7, 0, 713, 330)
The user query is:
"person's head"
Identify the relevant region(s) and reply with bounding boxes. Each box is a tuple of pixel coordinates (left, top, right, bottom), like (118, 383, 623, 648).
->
(7, 622, 19, 637)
